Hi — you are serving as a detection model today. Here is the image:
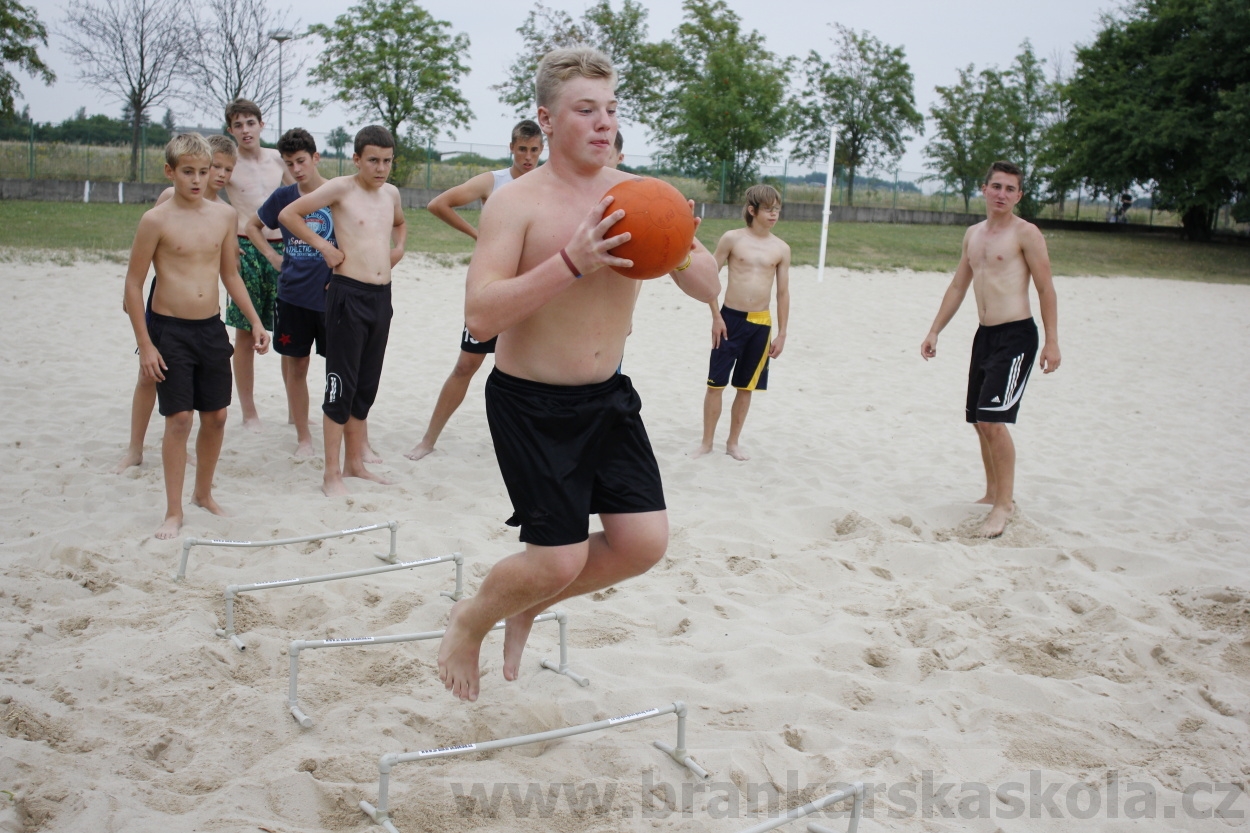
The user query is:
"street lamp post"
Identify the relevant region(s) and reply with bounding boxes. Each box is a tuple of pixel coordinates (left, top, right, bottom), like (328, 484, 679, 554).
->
(269, 29, 294, 136)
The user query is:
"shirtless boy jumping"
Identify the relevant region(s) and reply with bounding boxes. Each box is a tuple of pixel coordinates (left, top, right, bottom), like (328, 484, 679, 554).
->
(405, 119, 544, 461)
(124, 133, 270, 539)
(921, 160, 1060, 538)
(695, 184, 790, 461)
(437, 47, 721, 701)
(278, 125, 406, 497)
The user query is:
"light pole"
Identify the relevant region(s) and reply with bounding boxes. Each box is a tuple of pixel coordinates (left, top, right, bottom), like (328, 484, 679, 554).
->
(269, 29, 294, 136)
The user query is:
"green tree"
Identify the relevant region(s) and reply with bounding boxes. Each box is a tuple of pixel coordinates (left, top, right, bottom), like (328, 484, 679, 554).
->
(999, 40, 1056, 217)
(326, 126, 349, 158)
(647, 0, 790, 203)
(62, 0, 189, 180)
(922, 65, 1008, 211)
(0, 0, 55, 118)
(1058, 0, 1250, 238)
(494, 0, 660, 124)
(305, 0, 472, 185)
(792, 24, 922, 207)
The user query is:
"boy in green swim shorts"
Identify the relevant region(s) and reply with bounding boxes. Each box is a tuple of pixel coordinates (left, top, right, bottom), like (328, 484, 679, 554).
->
(223, 98, 292, 431)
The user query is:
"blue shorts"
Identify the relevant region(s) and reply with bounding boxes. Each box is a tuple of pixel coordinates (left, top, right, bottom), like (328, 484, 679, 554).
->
(707, 306, 771, 391)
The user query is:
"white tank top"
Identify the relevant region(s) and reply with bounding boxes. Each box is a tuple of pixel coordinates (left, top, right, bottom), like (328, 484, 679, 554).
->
(489, 168, 516, 196)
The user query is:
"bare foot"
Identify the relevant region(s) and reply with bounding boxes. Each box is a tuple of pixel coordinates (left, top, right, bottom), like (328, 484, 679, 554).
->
(974, 494, 995, 505)
(112, 449, 143, 474)
(154, 513, 183, 540)
(404, 441, 435, 461)
(689, 442, 714, 458)
(191, 493, 229, 517)
(344, 462, 392, 485)
(438, 601, 483, 701)
(322, 474, 350, 497)
(502, 612, 537, 682)
(242, 415, 263, 434)
(726, 442, 750, 461)
(362, 444, 383, 465)
(294, 439, 315, 457)
(976, 504, 1014, 538)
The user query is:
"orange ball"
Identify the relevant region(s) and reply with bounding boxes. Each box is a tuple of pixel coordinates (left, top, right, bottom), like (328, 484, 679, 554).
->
(603, 177, 696, 279)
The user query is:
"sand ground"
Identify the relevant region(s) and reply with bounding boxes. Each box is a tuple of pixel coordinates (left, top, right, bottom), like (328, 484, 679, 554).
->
(0, 253, 1247, 832)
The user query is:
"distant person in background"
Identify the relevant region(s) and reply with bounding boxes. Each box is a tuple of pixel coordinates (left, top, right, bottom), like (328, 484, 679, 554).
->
(405, 120, 544, 461)
(610, 129, 625, 169)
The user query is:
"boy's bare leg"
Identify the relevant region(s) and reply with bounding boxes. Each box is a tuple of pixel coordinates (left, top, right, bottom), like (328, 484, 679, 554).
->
(156, 411, 193, 539)
(406, 351, 486, 460)
(191, 408, 229, 517)
(974, 422, 1015, 538)
(362, 420, 382, 464)
(113, 372, 157, 473)
(323, 415, 349, 496)
(233, 329, 262, 431)
(726, 389, 752, 461)
(281, 355, 315, 456)
(438, 511, 667, 701)
(974, 427, 997, 504)
(345, 417, 390, 483)
(692, 387, 723, 457)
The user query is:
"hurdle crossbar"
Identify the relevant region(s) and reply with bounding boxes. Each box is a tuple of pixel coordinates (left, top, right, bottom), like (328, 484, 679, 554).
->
(286, 609, 588, 727)
(736, 782, 864, 833)
(218, 553, 464, 650)
(177, 520, 400, 581)
(360, 700, 707, 830)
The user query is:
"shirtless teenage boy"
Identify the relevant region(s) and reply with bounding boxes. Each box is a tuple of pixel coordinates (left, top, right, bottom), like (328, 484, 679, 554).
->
(921, 160, 1060, 539)
(278, 125, 407, 497)
(246, 128, 334, 457)
(404, 120, 544, 461)
(437, 47, 721, 702)
(694, 184, 790, 461)
(124, 133, 270, 539)
(224, 98, 292, 431)
(114, 134, 237, 473)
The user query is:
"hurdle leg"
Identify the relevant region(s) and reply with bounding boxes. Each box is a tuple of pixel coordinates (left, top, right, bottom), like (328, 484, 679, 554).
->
(287, 645, 313, 728)
(539, 611, 589, 686)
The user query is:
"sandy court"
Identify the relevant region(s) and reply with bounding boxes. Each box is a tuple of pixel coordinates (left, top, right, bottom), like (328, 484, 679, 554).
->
(0, 252, 1247, 832)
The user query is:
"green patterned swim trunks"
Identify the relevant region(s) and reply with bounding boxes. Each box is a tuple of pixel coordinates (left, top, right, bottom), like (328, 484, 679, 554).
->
(226, 237, 283, 331)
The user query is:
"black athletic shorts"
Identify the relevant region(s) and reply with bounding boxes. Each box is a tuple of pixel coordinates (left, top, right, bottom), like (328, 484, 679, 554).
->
(485, 368, 666, 547)
(966, 317, 1038, 424)
(460, 323, 497, 354)
(274, 298, 327, 358)
(323, 276, 392, 425)
(707, 306, 772, 390)
(149, 312, 234, 416)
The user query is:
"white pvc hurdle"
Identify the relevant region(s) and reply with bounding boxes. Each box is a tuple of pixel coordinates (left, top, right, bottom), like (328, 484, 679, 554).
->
(737, 782, 864, 833)
(360, 701, 707, 832)
(285, 609, 589, 727)
(218, 553, 464, 650)
(177, 520, 411, 580)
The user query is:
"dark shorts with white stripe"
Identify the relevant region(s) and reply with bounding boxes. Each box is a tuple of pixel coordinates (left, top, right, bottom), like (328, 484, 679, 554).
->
(966, 317, 1038, 424)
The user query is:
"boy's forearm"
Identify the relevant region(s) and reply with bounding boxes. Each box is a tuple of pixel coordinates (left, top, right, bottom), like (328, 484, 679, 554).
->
(465, 256, 578, 340)
(245, 220, 281, 266)
(429, 203, 477, 239)
(1038, 284, 1059, 344)
(775, 291, 790, 336)
(672, 250, 720, 303)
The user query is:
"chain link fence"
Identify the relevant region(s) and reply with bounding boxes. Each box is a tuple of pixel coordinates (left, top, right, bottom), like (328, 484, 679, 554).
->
(7, 125, 1244, 232)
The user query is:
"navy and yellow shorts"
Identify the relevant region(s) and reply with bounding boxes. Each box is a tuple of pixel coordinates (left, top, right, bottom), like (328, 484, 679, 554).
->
(707, 306, 771, 391)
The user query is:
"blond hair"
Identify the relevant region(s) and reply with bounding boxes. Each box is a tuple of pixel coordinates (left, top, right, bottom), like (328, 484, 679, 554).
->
(535, 46, 616, 110)
(164, 132, 212, 168)
(207, 133, 237, 160)
(742, 184, 781, 225)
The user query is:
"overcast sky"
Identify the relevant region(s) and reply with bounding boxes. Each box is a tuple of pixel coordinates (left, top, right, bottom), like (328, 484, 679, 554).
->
(25, 0, 1118, 175)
